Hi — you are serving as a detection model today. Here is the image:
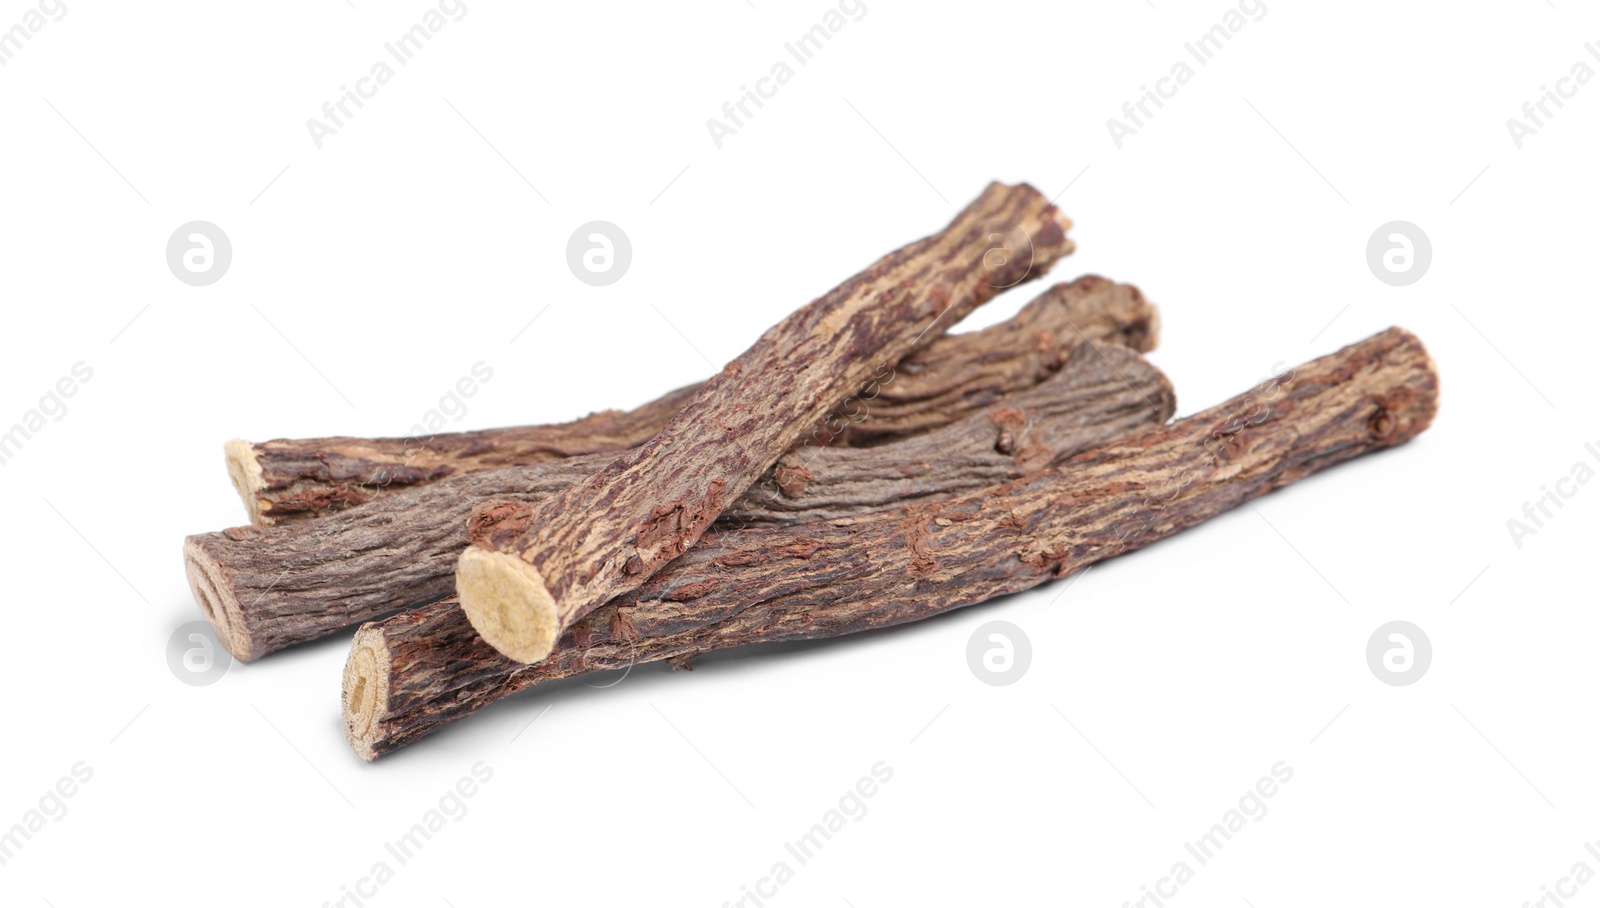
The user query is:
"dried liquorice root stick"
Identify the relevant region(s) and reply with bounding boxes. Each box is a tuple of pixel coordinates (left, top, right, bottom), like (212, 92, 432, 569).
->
(225, 385, 698, 526)
(227, 275, 1155, 526)
(188, 342, 1165, 661)
(457, 181, 1076, 664)
(727, 341, 1173, 526)
(345, 327, 1438, 760)
(828, 276, 1158, 446)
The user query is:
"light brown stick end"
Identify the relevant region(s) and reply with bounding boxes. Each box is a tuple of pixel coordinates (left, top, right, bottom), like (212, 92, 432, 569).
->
(456, 547, 559, 664)
(224, 439, 273, 527)
(182, 536, 257, 662)
(1138, 294, 1163, 354)
(342, 625, 391, 762)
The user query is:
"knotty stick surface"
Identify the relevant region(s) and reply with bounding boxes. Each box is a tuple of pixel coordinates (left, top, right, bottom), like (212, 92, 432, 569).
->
(457, 181, 1076, 664)
(227, 275, 1156, 526)
(344, 327, 1438, 760)
(188, 342, 1165, 662)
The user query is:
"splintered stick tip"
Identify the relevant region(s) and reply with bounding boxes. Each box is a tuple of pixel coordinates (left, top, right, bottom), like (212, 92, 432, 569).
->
(224, 439, 272, 526)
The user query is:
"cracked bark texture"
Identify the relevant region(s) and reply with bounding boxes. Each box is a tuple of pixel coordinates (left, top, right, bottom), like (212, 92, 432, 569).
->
(457, 181, 1077, 664)
(229, 276, 1151, 525)
(344, 327, 1438, 760)
(188, 341, 1166, 662)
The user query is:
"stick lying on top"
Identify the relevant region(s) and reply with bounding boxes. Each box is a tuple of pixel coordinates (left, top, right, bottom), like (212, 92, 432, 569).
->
(456, 181, 1076, 664)
(187, 340, 1170, 662)
(224, 275, 1157, 526)
(345, 327, 1439, 760)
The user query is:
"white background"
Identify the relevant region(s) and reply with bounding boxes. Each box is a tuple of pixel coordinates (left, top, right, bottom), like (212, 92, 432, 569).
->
(1, 1, 1596, 906)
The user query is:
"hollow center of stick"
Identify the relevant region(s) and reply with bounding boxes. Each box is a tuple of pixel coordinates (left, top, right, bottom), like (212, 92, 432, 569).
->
(342, 633, 387, 754)
(182, 539, 245, 660)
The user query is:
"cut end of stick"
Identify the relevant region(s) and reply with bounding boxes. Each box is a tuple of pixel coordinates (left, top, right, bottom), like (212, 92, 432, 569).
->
(456, 546, 559, 664)
(1137, 293, 1163, 354)
(182, 536, 255, 662)
(342, 625, 391, 762)
(224, 439, 273, 526)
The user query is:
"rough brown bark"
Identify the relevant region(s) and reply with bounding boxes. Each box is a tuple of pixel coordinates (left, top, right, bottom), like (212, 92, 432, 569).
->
(227, 275, 1156, 526)
(722, 342, 1178, 530)
(818, 274, 1158, 446)
(344, 327, 1438, 761)
(457, 181, 1077, 664)
(188, 342, 1167, 662)
(224, 386, 698, 526)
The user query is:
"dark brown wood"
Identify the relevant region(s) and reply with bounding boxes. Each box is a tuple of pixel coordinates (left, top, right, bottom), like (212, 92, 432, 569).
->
(188, 342, 1167, 662)
(343, 327, 1439, 760)
(228, 275, 1156, 526)
(456, 181, 1077, 664)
